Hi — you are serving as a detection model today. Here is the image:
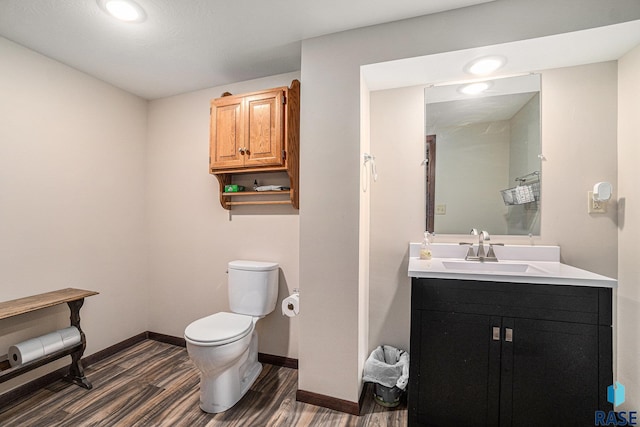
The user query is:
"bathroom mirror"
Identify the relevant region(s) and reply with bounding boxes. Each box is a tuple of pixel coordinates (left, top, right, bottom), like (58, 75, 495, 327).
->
(425, 73, 541, 236)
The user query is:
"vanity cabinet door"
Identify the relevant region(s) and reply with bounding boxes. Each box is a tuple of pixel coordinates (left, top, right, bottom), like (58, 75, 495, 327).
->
(500, 317, 601, 427)
(409, 310, 501, 427)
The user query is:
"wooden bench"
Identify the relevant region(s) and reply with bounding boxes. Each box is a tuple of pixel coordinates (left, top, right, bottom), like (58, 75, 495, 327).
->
(0, 288, 99, 389)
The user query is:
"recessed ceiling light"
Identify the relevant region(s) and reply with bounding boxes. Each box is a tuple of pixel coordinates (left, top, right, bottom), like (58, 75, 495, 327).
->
(465, 56, 506, 76)
(459, 81, 492, 95)
(97, 0, 146, 23)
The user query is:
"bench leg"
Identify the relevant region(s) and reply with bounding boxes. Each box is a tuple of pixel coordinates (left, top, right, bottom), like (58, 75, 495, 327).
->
(64, 299, 92, 389)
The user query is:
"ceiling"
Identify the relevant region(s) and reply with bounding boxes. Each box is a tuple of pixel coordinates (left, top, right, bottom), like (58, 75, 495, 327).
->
(362, 20, 640, 91)
(364, 19, 640, 127)
(426, 73, 539, 129)
(0, 0, 492, 100)
(427, 92, 537, 128)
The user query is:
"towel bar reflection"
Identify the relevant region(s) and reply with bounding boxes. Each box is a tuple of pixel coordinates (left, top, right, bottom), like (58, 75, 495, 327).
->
(362, 153, 378, 192)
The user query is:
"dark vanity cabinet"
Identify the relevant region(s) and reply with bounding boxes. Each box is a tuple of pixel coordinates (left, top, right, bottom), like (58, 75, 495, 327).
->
(409, 278, 613, 427)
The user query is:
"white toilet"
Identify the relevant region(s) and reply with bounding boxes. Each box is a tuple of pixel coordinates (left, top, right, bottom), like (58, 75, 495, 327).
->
(184, 260, 279, 413)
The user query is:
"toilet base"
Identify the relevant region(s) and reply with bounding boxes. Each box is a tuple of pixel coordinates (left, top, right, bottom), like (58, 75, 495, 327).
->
(198, 332, 262, 413)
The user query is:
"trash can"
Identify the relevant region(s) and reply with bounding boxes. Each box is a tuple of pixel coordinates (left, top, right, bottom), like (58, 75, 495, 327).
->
(362, 345, 409, 407)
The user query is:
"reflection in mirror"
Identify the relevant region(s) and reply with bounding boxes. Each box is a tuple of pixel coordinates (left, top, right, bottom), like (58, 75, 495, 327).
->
(425, 74, 541, 236)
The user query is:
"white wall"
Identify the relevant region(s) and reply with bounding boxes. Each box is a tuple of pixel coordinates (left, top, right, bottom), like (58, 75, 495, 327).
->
(358, 75, 372, 388)
(507, 93, 541, 235)
(434, 120, 510, 235)
(509, 93, 541, 183)
(542, 62, 618, 276)
(617, 44, 640, 411)
(299, 0, 639, 403)
(369, 85, 425, 353)
(0, 37, 149, 392)
(145, 72, 301, 359)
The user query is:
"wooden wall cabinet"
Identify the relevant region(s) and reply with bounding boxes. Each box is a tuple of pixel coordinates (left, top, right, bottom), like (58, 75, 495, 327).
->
(409, 278, 613, 427)
(210, 80, 299, 210)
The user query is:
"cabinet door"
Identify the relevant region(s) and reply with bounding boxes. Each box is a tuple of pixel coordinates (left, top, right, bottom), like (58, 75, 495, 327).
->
(210, 96, 245, 170)
(500, 317, 601, 427)
(244, 90, 284, 167)
(411, 311, 501, 427)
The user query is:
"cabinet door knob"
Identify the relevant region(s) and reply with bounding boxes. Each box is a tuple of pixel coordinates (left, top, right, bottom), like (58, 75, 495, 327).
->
(238, 147, 245, 155)
(492, 327, 500, 341)
(505, 328, 513, 342)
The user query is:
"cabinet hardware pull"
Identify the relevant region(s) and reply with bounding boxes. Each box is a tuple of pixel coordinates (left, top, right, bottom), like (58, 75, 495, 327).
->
(238, 148, 245, 155)
(492, 327, 500, 341)
(505, 328, 513, 342)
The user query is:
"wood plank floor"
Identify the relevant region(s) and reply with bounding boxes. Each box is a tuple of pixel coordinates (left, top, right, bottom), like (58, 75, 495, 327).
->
(0, 340, 407, 426)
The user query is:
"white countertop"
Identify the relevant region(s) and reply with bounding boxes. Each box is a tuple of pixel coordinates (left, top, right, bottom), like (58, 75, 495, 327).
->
(408, 243, 617, 288)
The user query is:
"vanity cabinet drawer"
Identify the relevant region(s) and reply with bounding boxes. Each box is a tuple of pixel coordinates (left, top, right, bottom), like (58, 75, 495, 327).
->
(411, 278, 611, 325)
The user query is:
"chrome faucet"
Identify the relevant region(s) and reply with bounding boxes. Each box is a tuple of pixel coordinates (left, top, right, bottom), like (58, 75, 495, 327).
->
(476, 229, 489, 258)
(463, 229, 499, 262)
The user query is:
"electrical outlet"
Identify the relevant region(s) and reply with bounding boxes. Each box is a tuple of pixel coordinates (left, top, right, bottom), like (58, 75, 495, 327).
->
(435, 204, 446, 215)
(588, 191, 606, 214)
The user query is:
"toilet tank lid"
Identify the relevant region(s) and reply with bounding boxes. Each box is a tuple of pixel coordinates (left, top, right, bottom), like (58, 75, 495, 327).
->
(228, 260, 279, 271)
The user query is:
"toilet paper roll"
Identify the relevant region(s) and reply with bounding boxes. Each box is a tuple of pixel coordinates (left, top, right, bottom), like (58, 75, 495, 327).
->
(8, 338, 45, 367)
(281, 293, 300, 317)
(39, 331, 65, 354)
(7, 327, 81, 367)
(57, 326, 81, 347)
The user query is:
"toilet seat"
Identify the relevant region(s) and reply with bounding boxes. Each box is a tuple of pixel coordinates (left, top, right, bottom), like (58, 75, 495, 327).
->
(185, 312, 254, 346)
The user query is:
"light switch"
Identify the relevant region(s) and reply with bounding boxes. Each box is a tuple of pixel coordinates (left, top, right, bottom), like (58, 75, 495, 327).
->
(435, 204, 446, 215)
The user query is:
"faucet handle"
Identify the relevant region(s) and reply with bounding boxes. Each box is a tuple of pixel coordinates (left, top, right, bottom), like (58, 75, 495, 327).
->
(486, 246, 496, 260)
(467, 246, 476, 258)
(486, 243, 503, 261)
(460, 242, 476, 259)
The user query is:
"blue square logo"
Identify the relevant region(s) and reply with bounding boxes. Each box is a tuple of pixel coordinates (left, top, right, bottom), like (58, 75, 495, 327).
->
(608, 382, 626, 407)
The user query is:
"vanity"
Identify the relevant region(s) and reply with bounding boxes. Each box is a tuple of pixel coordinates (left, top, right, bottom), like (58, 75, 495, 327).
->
(407, 243, 616, 427)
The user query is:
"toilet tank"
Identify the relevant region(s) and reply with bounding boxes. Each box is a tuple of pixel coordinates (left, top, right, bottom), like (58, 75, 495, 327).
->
(228, 260, 279, 316)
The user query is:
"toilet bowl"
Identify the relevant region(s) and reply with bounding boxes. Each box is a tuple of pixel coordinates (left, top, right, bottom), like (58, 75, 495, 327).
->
(185, 260, 279, 413)
(185, 312, 262, 413)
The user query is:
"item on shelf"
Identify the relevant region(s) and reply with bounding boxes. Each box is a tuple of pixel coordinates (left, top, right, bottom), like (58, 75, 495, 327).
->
(224, 185, 245, 193)
(255, 185, 289, 192)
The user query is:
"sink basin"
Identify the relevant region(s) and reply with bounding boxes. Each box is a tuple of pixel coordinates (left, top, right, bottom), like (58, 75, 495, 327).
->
(442, 260, 547, 274)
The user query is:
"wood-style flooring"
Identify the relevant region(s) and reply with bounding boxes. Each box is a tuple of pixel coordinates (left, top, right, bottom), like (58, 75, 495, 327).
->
(0, 340, 407, 426)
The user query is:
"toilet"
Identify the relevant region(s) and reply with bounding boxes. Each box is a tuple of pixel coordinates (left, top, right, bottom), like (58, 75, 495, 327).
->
(185, 260, 279, 413)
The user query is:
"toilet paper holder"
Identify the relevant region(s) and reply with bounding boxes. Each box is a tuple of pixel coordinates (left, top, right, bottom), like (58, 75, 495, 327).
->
(287, 288, 300, 310)
(282, 289, 300, 317)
